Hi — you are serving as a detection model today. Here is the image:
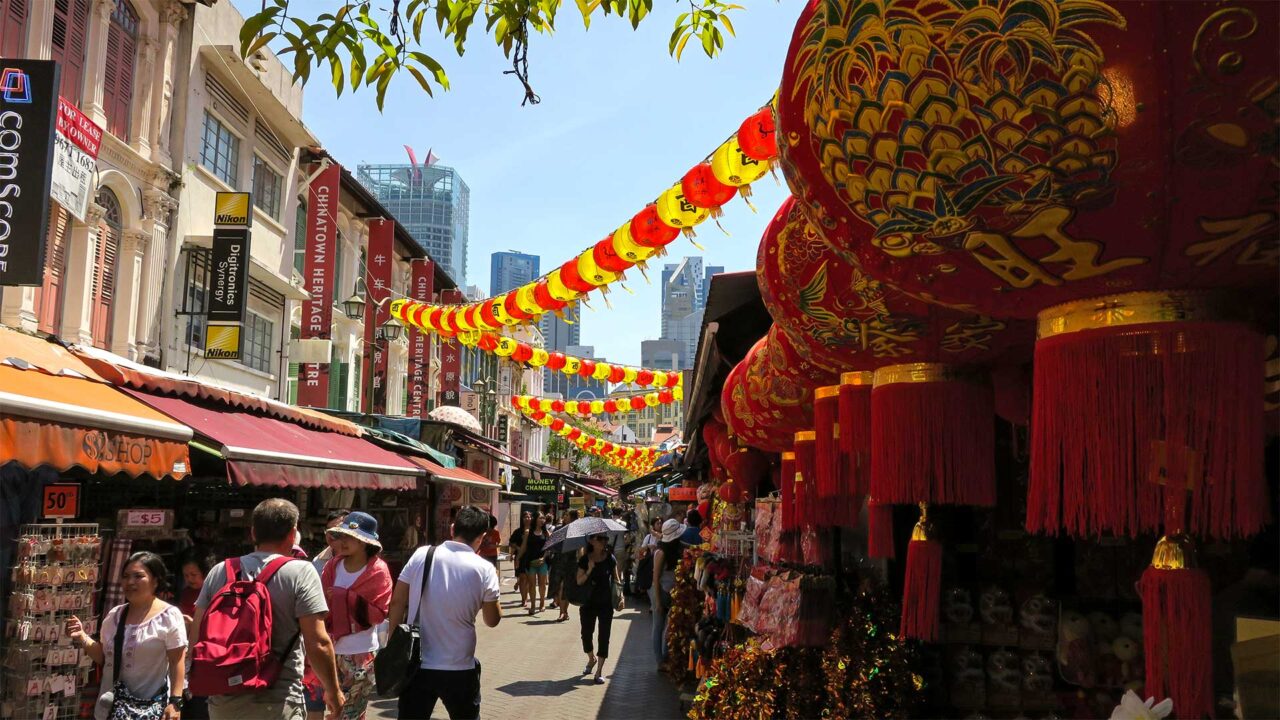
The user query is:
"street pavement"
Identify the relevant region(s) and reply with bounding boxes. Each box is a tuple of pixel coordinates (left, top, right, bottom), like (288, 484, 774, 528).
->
(369, 569, 685, 720)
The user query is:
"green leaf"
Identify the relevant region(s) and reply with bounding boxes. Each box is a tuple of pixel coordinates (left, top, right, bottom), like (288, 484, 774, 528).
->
(330, 56, 345, 97)
(365, 55, 389, 84)
(674, 30, 692, 60)
(406, 65, 435, 97)
(243, 31, 277, 59)
(375, 68, 393, 110)
(238, 7, 280, 58)
(718, 12, 736, 38)
(701, 28, 714, 56)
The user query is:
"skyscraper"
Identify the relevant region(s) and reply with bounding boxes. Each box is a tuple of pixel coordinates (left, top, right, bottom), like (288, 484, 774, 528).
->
(356, 162, 470, 286)
(656, 257, 719, 368)
(540, 309, 580, 398)
(490, 251, 540, 295)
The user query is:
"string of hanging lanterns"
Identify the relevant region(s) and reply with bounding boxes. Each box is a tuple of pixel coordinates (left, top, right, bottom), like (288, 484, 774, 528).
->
(510, 384, 683, 418)
(520, 402, 664, 474)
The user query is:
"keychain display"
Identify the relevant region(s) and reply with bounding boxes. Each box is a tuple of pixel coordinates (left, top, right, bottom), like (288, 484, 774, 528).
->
(2, 523, 101, 720)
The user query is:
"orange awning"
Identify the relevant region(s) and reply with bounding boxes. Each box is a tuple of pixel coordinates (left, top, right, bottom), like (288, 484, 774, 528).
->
(406, 455, 500, 489)
(0, 329, 192, 480)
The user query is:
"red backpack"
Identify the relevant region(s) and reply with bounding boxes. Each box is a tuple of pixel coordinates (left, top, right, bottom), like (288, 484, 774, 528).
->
(190, 556, 297, 696)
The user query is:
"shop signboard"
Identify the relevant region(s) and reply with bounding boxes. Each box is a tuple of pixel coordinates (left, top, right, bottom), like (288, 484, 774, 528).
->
(41, 483, 79, 518)
(297, 162, 340, 408)
(514, 473, 557, 500)
(363, 218, 393, 413)
(437, 288, 463, 406)
(405, 258, 434, 417)
(497, 414, 509, 444)
(569, 496, 586, 509)
(0, 59, 59, 287)
(205, 192, 252, 359)
(117, 509, 174, 538)
(50, 97, 101, 221)
(668, 486, 698, 502)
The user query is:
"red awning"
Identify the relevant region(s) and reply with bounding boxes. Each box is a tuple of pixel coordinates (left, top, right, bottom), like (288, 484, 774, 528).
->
(125, 390, 422, 490)
(406, 455, 500, 489)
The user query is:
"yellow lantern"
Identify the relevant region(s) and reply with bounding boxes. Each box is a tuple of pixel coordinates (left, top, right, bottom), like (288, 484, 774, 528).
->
(537, 399, 551, 413)
(563, 356, 581, 375)
(655, 184, 709, 229)
(492, 296, 520, 326)
(590, 400, 605, 414)
(562, 400, 576, 414)
(495, 337, 518, 357)
(577, 248, 619, 287)
(529, 348, 549, 367)
(546, 269, 580, 303)
(538, 414, 554, 427)
(454, 305, 476, 332)
(673, 386, 684, 402)
(652, 371, 668, 388)
(516, 284, 544, 318)
(612, 222, 660, 263)
(645, 392, 660, 407)
(389, 299, 408, 322)
(592, 362, 611, 381)
(622, 367, 638, 384)
(711, 137, 770, 187)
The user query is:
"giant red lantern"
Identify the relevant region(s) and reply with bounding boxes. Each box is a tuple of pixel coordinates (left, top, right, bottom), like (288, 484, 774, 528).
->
(721, 327, 839, 453)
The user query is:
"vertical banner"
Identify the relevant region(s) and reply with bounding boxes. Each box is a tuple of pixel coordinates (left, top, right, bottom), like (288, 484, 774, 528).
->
(437, 288, 463, 407)
(51, 97, 101, 222)
(0, 59, 59, 286)
(297, 163, 340, 408)
(205, 192, 252, 359)
(406, 258, 434, 417)
(362, 218, 394, 413)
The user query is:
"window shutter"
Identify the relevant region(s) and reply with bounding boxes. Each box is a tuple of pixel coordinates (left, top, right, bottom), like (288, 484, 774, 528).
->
(51, 0, 89, 105)
(91, 219, 119, 348)
(1, 0, 27, 58)
(101, 22, 120, 133)
(111, 28, 134, 139)
(37, 206, 71, 333)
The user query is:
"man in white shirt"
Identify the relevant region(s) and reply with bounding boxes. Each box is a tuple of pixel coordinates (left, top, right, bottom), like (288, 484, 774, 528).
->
(386, 506, 501, 720)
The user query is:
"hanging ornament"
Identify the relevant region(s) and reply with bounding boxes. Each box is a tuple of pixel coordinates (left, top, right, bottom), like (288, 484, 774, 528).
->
(529, 348, 549, 367)
(629, 204, 681, 248)
(681, 163, 738, 217)
(546, 352, 566, 371)
(901, 504, 943, 642)
(656, 184, 710, 236)
(577, 248, 620, 287)
(559, 258, 596, 294)
(609, 365, 626, 384)
(737, 106, 777, 161)
(494, 337, 518, 357)
(533, 279, 568, 312)
(578, 359, 596, 378)
(593, 236, 633, 273)
(711, 137, 770, 192)
(512, 343, 533, 364)
(1138, 535, 1213, 720)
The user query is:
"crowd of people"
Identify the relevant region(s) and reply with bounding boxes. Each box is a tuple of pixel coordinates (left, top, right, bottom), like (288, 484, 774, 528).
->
(61, 499, 706, 720)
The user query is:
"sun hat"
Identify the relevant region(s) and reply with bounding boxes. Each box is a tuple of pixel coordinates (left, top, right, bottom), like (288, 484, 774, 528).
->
(661, 518, 683, 543)
(327, 511, 381, 549)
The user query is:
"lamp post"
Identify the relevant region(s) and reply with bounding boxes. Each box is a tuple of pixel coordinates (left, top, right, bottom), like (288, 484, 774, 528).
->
(473, 377, 498, 436)
(341, 281, 404, 413)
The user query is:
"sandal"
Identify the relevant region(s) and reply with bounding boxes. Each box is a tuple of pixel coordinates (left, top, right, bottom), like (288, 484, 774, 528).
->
(593, 675, 605, 685)
(584, 657, 596, 675)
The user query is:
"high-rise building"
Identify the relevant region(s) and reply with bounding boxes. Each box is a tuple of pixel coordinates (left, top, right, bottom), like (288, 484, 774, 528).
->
(655, 257, 719, 369)
(564, 345, 608, 400)
(490, 252, 540, 295)
(641, 339, 685, 372)
(703, 264, 724, 307)
(356, 162, 470, 286)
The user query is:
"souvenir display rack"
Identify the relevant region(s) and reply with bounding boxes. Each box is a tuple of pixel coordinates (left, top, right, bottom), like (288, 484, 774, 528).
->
(2, 523, 102, 720)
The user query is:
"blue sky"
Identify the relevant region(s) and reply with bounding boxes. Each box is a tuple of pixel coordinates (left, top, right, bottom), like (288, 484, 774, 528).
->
(234, 1, 800, 365)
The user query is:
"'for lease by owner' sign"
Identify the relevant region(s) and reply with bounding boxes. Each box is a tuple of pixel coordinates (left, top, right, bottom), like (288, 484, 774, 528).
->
(50, 97, 100, 221)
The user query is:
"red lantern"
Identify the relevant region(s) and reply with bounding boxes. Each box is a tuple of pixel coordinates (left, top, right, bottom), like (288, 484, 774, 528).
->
(737, 106, 777, 161)
(681, 163, 737, 210)
(636, 369, 654, 387)
(427, 307, 445, 332)
(578, 359, 596, 378)
(658, 390, 673, 404)
(477, 333, 499, 352)
(630, 396, 646, 411)
(721, 327, 838, 453)
(665, 373, 680, 388)
(533, 280, 567, 312)
(593, 237, 633, 273)
(550, 400, 564, 413)
(531, 410, 546, 421)
(546, 352, 566, 371)
(603, 400, 618, 414)
(510, 396, 522, 409)
(567, 428, 581, 440)
(551, 418, 565, 432)
(512, 343, 533, 363)
(559, 258, 596, 294)
(629, 204, 680, 248)
(503, 293, 533, 322)
(479, 299, 500, 328)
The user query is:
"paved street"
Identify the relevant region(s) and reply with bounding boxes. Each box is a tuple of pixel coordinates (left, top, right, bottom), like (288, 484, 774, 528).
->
(370, 571, 685, 720)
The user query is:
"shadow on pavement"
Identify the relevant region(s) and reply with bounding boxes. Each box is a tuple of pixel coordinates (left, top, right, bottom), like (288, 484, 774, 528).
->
(495, 676, 591, 698)
(596, 596, 684, 720)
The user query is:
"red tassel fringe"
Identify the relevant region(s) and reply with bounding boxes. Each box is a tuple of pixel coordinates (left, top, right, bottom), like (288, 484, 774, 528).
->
(814, 394, 840, 527)
(900, 538, 943, 642)
(795, 437, 817, 529)
(1028, 322, 1268, 539)
(867, 502, 895, 559)
(1139, 567, 1213, 719)
(871, 379, 996, 506)
(839, 383, 872, 525)
(780, 453, 796, 532)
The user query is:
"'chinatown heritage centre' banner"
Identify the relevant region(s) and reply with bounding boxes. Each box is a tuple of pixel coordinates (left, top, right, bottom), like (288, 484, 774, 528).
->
(0, 59, 58, 286)
(406, 258, 434, 418)
(297, 162, 340, 407)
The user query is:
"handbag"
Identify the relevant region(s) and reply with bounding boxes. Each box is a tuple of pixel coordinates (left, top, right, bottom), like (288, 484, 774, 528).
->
(95, 605, 168, 720)
(374, 545, 436, 697)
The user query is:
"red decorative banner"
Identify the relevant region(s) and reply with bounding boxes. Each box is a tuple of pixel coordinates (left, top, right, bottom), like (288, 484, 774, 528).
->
(297, 163, 341, 408)
(437, 288, 464, 407)
(362, 218, 394, 413)
(406, 258, 435, 418)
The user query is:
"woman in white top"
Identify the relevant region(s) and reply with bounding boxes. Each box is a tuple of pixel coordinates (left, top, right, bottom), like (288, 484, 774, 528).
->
(66, 551, 187, 720)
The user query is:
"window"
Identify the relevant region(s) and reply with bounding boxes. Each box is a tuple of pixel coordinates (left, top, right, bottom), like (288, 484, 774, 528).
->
(0, 0, 27, 58)
(293, 201, 306, 275)
(51, 0, 90, 105)
(242, 312, 274, 373)
(37, 206, 72, 334)
(200, 111, 240, 186)
(184, 283, 206, 348)
(252, 155, 282, 220)
(102, 0, 137, 140)
(91, 187, 122, 349)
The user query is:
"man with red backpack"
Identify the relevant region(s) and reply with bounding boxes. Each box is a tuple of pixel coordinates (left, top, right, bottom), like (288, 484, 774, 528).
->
(191, 499, 344, 720)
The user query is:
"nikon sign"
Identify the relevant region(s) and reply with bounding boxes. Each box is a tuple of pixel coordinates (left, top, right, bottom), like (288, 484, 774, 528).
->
(0, 59, 58, 286)
(205, 192, 252, 359)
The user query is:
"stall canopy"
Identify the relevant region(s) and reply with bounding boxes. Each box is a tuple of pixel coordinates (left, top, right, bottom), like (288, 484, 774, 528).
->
(0, 328, 191, 480)
(404, 455, 500, 490)
(563, 477, 619, 499)
(124, 390, 421, 490)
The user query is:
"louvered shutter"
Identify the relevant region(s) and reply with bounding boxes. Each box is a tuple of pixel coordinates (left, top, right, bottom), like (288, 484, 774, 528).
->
(110, 26, 134, 139)
(101, 22, 120, 135)
(51, 0, 90, 105)
(1, 0, 27, 58)
(37, 206, 71, 333)
(90, 219, 119, 348)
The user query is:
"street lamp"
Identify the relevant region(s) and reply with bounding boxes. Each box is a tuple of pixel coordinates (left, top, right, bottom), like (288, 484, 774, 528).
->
(341, 280, 366, 321)
(376, 316, 404, 342)
(473, 377, 498, 435)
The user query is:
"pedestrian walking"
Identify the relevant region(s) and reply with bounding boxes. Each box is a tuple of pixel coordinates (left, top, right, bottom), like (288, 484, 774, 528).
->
(478, 515, 501, 571)
(66, 551, 187, 720)
(191, 499, 343, 720)
(387, 506, 502, 720)
(680, 508, 705, 547)
(177, 548, 216, 720)
(519, 514, 550, 614)
(651, 519, 684, 663)
(577, 534, 625, 685)
(548, 509, 581, 621)
(508, 511, 532, 608)
(609, 508, 632, 594)
(313, 509, 350, 574)
(310, 512, 392, 720)
(632, 516, 662, 599)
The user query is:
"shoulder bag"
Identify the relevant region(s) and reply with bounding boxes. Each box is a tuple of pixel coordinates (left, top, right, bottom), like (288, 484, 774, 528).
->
(374, 545, 436, 697)
(95, 605, 169, 720)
